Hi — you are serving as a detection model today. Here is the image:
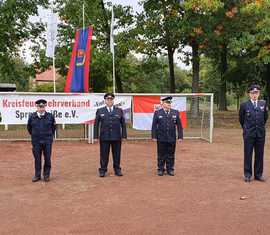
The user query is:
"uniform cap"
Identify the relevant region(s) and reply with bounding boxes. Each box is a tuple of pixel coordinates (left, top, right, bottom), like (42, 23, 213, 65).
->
(161, 96, 173, 103)
(248, 84, 261, 93)
(35, 99, 47, 107)
(104, 93, 115, 99)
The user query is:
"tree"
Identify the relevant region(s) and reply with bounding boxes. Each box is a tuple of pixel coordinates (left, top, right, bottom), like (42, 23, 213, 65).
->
(0, 0, 48, 88)
(119, 55, 190, 93)
(0, 0, 48, 86)
(204, 0, 270, 110)
(222, 1, 270, 106)
(180, 0, 221, 115)
(137, 0, 184, 93)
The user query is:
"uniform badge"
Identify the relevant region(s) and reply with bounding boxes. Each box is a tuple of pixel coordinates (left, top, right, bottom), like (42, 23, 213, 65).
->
(100, 114, 105, 117)
(260, 106, 264, 111)
(158, 116, 163, 119)
(172, 115, 177, 118)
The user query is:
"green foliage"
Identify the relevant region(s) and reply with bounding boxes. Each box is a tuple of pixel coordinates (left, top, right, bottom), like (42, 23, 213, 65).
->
(0, 0, 49, 89)
(137, 0, 182, 54)
(1, 0, 270, 105)
(120, 55, 190, 93)
(0, 58, 35, 91)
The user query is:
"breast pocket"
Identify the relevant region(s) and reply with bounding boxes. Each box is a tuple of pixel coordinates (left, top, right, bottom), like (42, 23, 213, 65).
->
(99, 113, 106, 122)
(172, 115, 177, 124)
(246, 110, 251, 118)
(259, 106, 265, 112)
(114, 114, 121, 119)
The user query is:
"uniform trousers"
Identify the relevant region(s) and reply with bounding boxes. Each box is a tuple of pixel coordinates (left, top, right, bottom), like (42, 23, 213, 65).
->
(244, 136, 265, 177)
(99, 140, 121, 173)
(32, 142, 52, 177)
(157, 141, 176, 172)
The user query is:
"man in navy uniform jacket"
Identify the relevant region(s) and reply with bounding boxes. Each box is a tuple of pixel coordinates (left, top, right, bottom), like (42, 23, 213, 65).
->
(151, 96, 183, 176)
(239, 84, 268, 182)
(94, 93, 127, 177)
(27, 99, 56, 182)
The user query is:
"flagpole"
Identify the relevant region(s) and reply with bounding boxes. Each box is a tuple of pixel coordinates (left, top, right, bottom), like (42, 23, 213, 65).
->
(53, 55, 56, 93)
(83, 2, 85, 29)
(52, 6, 56, 94)
(112, 50, 116, 93)
(111, 6, 116, 93)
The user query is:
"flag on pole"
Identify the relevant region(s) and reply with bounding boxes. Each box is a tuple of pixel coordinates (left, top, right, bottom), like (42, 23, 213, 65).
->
(45, 11, 58, 58)
(133, 96, 187, 130)
(110, 7, 116, 93)
(110, 7, 114, 54)
(65, 27, 94, 93)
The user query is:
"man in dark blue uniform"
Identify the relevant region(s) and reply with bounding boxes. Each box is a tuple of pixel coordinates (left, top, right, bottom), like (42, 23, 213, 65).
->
(27, 99, 56, 182)
(239, 84, 268, 182)
(151, 96, 183, 176)
(94, 93, 127, 177)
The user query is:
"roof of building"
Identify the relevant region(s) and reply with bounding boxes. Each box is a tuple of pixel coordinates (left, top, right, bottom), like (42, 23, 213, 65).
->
(35, 67, 61, 82)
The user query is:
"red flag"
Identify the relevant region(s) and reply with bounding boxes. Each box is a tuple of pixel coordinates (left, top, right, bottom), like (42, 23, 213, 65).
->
(65, 26, 93, 93)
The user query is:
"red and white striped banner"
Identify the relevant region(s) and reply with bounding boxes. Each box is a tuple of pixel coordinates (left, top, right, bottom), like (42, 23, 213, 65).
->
(133, 96, 187, 130)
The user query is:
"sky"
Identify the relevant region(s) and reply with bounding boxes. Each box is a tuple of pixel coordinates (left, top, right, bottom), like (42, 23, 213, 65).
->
(21, 0, 190, 70)
(110, 0, 143, 13)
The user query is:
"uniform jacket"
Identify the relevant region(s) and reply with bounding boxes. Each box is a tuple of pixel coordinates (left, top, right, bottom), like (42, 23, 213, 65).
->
(94, 106, 127, 141)
(151, 108, 183, 142)
(27, 112, 56, 143)
(239, 100, 268, 138)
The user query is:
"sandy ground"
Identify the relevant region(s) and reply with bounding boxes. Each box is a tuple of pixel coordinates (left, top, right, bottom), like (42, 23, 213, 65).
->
(0, 128, 270, 235)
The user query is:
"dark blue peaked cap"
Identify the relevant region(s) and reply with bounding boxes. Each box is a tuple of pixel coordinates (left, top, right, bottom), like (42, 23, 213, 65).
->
(104, 93, 115, 99)
(248, 84, 261, 92)
(161, 96, 173, 102)
(35, 99, 47, 106)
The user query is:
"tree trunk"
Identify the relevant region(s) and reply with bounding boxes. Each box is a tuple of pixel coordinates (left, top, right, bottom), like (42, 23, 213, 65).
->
(167, 46, 175, 93)
(219, 45, 228, 111)
(191, 41, 200, 118)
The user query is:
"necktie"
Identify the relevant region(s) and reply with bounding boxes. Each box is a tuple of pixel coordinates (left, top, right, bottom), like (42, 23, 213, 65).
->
(109, 107, 112, 113)
(253, 101, 257, 109)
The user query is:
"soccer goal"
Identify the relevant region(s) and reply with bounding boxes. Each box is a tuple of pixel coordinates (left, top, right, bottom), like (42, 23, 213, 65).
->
(88, 93, 214, 143)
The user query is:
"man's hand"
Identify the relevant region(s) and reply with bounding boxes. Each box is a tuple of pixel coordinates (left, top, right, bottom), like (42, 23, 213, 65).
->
(152, 138, 157, 141)
(178, 138, 183, 142)
(94, 138, 99, 143)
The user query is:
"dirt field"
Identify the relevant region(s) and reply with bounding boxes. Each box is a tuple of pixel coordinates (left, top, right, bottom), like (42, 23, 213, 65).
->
(0, 128, 270, 235)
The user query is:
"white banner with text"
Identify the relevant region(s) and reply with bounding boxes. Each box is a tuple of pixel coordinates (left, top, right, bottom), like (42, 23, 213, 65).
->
(0, 94, 131, 124)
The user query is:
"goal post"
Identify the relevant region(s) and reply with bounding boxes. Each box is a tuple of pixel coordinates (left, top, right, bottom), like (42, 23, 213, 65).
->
(93, 93, 214, 143)
(0, 92, 213, 143)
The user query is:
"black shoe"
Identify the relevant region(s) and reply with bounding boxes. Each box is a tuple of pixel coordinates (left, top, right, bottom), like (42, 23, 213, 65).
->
(255, 176, 265, 182)
(115, 170, 123, 176)
(99, 172, 106, 177)
(167, 170, 174, 176)
(44, 176, 50, 182)
(32, 176, 41, 182)
(244, 176, 251, 182)
(157, 170, 164, 176)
